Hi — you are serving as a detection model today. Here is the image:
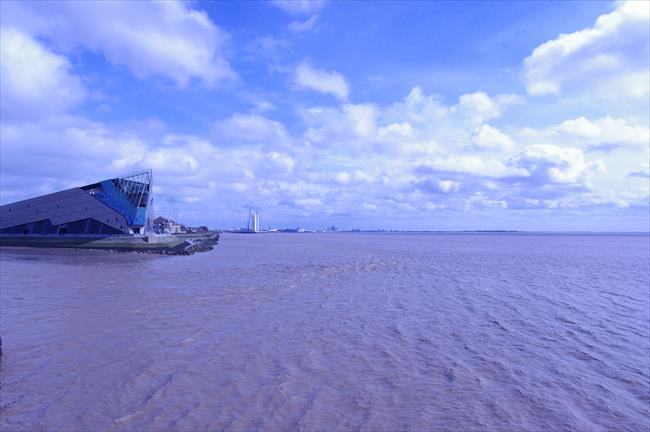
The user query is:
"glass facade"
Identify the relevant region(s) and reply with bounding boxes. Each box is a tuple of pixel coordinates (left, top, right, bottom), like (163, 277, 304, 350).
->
(82, 170, 153, 230)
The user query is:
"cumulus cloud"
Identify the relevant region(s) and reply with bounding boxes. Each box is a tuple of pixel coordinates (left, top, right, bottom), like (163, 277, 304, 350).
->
(295, 61, 350, 100)
(0, 27, 85, 120)
(265, 152, 296, 175)
(288, 15, 319, 33)
(468, 124, 515, 152)
(415, 179, 461, 195)
(148, 146, 200, 175)
(524, 1, 650, 97)
(518, 116, 649, 151)
(213, 113, 290, 145)
(507, 145, 604, 187)
(384, 87, 448, 123)
(417, 155, 516, 178)
(385, 87, 521, 127)
(0, 116, 149, 190)
(271, 0, 326, 16)
(334, 170, 375, 185)
(302, 103, 388, 153)
(453, 92, 511, 125)
(1, 0, 235, 87)
(301, 87, 521, 157)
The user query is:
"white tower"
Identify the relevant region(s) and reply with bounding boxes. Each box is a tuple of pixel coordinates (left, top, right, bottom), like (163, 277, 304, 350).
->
(248, 209, 260, 232)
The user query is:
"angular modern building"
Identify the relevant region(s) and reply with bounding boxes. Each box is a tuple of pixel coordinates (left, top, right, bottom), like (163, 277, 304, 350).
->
(0, 170, 154, 237)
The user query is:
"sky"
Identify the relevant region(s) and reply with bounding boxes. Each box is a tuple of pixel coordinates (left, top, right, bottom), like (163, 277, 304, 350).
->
(0, 0, 648, 231)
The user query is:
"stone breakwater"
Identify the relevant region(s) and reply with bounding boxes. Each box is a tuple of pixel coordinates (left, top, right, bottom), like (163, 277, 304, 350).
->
(74, 232, 221, 255)
(147, 233, 220, 255)
(0, 232, 220, 255)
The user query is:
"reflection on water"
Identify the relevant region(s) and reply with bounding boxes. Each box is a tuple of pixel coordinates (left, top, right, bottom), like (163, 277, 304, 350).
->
(1, 233, 649, 431)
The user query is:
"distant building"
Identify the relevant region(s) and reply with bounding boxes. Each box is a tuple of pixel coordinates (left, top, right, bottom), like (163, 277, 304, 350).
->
(248, 209, 260, 233)
(187, 225, 209, 233)
(0, 170, 154, 237)
(153, 216, 170, 233)
(169, 222, 186, 234)
(153, 216, 203, 234)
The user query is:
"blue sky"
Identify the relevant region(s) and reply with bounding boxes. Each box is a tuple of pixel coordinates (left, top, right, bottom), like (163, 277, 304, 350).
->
(1, 0, 648, 231)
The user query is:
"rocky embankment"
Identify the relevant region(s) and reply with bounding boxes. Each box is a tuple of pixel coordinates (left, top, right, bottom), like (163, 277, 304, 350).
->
(0, 232, 220, 255)
(117, 232, 220, 255)
(162, 233, 220, 255)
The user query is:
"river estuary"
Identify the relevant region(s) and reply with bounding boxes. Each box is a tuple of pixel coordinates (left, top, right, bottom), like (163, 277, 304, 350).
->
(1, 233, 648, 431)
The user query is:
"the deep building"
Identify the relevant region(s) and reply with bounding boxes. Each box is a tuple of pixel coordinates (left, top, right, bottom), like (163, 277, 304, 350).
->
(0, 170, 154, 237)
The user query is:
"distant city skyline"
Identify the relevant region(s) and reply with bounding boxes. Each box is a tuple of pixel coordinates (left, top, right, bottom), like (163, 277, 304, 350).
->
(1, 1, 648, 231)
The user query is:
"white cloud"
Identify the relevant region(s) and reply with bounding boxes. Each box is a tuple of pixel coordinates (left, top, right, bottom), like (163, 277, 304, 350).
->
(420, 155, 516, 178)
(453, 92, 502, 125)
(148, 146, 200, 174)
(507, 145, 604, 186)
(302, 103, 384, 153)
(438, 180, 460, 193)
(294, 197, 323, 208)
(0, 27, 85, 120)
(518, 116, 650, 151)
(628, 149, 650, 178)
(265, 152, 295, 175)
(468, 124, 515, 152)
(334, 170, 375, 185)
(335, 171, 351, 184)
(385, 87, 521, 127)
(288, 15, 319, 33)
(524, 1, 650, 97)
(2, 0, 235, 87)
(384, 86, 449, 124)
(271, 0, 326, 15)
(295, 61, 350, 100)
(0, 116, 149, 186)
(301, 87, 521, 157)
(213, 113, 290, 145)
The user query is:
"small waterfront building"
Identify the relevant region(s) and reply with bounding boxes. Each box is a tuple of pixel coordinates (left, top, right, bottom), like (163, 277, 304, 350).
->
(169, 222, 186, 234)
(187, 225, 209, 233)
(0, 170, 154, 237)
(152, 216, 170, 234)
